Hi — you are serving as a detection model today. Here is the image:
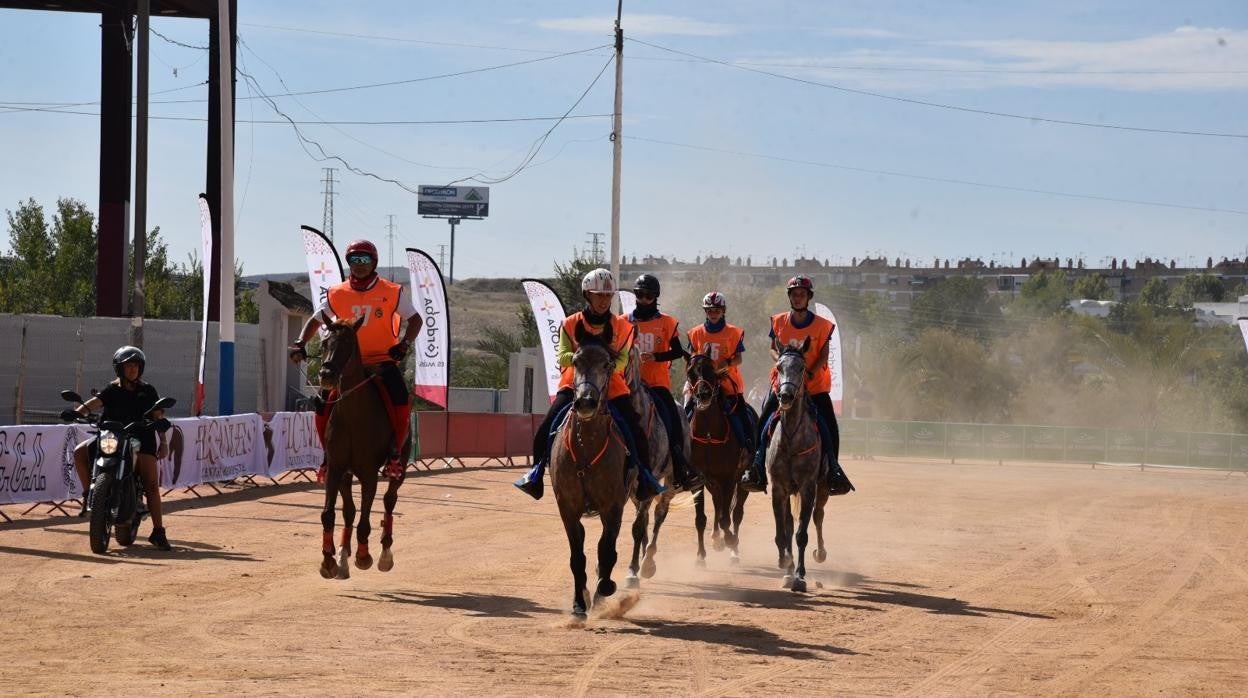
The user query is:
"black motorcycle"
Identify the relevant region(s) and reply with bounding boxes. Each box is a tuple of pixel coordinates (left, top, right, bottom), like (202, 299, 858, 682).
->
(60, 390, 175, 555)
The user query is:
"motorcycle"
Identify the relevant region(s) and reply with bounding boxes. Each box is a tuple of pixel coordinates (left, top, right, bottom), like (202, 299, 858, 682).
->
(60, 390, 175, 555)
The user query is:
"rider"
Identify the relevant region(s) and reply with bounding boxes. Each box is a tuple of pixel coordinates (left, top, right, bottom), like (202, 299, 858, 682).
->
(67, 346, 173, 551)
(514, 268, 665, 503)
(685, 292, 754, 453)
(742, 275, 850, 494)
(288, 239, 423, 479)
(629, 273, 703, 492)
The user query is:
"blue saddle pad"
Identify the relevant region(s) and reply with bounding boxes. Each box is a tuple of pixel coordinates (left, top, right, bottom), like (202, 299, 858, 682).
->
(763, 399, 831, 458)
(546, 400, 640, 472)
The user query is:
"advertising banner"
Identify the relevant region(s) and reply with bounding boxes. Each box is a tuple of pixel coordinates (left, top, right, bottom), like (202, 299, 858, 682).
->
(813, 302, 844, 416)
(300, 225, 344, 312)
(522, 279, 567, 401)
(406, 248, 450, 408)
(0, 423, 78, 505)
(196, 195, 214, 416)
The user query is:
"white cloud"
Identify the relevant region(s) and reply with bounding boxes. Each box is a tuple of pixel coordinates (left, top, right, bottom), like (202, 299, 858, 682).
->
(820, 27, 904, 39)
(738, 27, 1248, 92)
(537, 14, 738, 37)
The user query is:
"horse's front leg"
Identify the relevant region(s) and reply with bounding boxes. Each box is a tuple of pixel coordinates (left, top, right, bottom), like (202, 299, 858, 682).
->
(791, 480, 818, 593)
(377, 467, 404, 572)
(643, 490, 673, 578)
(335, 473, 356, 579)
(319, 466, 345, 579)
(812, 485, 828, 564)
(594, 502, 625, 607)
(772, 485, 794, 585)
(693, 485, 708, 567)
(627, 499, 650, 587)
(354, 468, 378, 570)
(563, 511, 589, 618)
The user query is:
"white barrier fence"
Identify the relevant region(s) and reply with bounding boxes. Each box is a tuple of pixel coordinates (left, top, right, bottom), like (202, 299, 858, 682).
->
(0, 412, 322, 506)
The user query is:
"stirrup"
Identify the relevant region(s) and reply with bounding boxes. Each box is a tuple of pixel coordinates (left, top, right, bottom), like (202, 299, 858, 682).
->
(635, 467, 666, 502)
(514, 462, 545, 501)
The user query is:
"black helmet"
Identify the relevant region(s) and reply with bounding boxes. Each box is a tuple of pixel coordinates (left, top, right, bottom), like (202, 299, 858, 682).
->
(633, 274, 661, 296)
(112, 345, 146, 379)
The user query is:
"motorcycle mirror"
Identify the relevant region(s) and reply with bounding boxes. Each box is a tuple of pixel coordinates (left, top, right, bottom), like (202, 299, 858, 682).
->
(90, 388, 100, 397)
(61, 390, 84, 404)
(151, 396, 177, 412)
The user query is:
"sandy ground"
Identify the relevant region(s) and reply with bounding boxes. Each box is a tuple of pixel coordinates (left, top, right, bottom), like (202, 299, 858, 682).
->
(2, 458, 1247, 697)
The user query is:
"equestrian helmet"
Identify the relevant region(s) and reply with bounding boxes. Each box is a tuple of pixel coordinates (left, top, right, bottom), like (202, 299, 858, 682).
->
(112, 345, 146, 378)
(581, 268, 616, 294)
(787, 275, 815, 296)
(633, 273, 661, 296)
(702, 291, 727, 309)
(344, 239, 378, 265)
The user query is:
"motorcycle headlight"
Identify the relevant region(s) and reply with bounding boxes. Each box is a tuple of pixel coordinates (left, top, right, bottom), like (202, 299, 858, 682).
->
(98, 431, 120, 455)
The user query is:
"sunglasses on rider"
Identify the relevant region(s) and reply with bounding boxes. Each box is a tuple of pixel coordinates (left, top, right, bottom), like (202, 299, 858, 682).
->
(346, 253, 374, 265)
(633, 291, 655, 300)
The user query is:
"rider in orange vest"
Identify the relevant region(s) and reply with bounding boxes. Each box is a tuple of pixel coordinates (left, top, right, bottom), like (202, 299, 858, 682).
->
(630, 274, 702, 491)
(513, 269, 665, 502)
(288, 239, 423, 479)
(685, 291, 754, 453)
(742, 275, 853, 495)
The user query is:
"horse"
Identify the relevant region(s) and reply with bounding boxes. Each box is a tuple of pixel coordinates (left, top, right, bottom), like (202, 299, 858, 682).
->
(767, 337, 823, 592)
(548, 341, 632, 618)
(316, 315, 407, 580)
(622, 347, 680, 587)
(685, 352, 752, 566)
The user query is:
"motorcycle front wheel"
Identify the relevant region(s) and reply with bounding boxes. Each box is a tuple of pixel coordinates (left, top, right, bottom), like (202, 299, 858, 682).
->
(88, 471, 114, 555)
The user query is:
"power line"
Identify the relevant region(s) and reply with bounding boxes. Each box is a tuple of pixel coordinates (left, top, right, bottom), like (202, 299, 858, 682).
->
(626, 37, 1248, 140)
(626, 135, 1248, 216)
(0, 103, 612, 126)
(149, 26, 209, 51)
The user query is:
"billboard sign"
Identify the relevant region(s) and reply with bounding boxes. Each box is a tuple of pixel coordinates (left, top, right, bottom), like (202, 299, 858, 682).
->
(417, 185, 490, 217)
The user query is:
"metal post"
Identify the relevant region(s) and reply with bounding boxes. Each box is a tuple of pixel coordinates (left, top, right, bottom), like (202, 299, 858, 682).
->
(216, 0, 236, 414)
(448, 217, 459, 285)
(609, 0, 624, 305)
(132, 0, 150, 347)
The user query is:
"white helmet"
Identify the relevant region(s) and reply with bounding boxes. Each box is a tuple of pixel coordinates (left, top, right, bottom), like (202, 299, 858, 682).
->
(581, 268, 616, 294)
(702, 291, 726, 309)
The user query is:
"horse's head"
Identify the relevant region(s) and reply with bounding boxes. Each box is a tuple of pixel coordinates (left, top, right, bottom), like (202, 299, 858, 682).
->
(571, 341, 615, 420)
(318, 315, 365, 390)
(686, 352, 719, 411)
(775, 336, 811, 412)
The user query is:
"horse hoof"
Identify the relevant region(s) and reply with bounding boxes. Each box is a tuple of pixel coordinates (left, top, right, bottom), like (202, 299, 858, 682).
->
(625, 574, 640, 589)
(320, 560, 337, 579)
(336, 565, 350, 580)
(695, 557, 706, 568)
(781, 574, 794, 588)
(377, 549, 394, 572)
(640, 559, 657, 579)
(597, 578, 617, 598)
(791, 577, 807, 593)
(571, 607, 587, 620)
(813, 548, 827, 563)
(711, 538, 725, 552)
(355, 553, 373, 570)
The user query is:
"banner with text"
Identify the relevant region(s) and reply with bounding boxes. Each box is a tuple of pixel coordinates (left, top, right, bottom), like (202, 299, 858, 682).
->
(300, 225, 343, 313)
(814, 302, 845, 416)
(1239, 318, 1248, 355)
(406, 248, 450, 408)
(522, 279, 567, 401)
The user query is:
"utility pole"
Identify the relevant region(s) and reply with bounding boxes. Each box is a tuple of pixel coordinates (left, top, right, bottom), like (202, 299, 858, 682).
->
(131, 0, 150, 348)
(386, 214, 396, 280)
(609, 0, 624, 303)
(321, 166, 337, 241)
(585, 231, 605, 264)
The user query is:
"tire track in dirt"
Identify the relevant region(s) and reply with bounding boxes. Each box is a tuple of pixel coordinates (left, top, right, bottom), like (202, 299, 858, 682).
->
(569, 637, 635, 698)
(686, 639, 712, 694)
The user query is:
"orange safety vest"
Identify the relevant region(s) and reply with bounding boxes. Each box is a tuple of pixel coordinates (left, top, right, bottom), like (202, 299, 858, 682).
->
(687, 322, 745, 395)
(557, 312, 635, 399)
(633, 313, 680, 390)
(770, 311, 834, 394)
(327, 278, 405, 365)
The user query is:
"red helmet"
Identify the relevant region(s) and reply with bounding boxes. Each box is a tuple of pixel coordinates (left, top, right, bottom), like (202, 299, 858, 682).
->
(344, 239, 378, 264)
(787, 275, 814, 295)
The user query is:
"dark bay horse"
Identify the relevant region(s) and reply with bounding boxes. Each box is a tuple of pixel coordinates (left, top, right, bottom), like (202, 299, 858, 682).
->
(686, 352, 751, 566)
(317, 316, 407, 579)
(767, 338, 823, 592)
(549, 342, 631, 618)
(623, 347, 678, 587)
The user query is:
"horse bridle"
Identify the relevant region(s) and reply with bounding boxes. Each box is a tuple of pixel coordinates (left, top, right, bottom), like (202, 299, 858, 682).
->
(321, 326, 374, 405)
(688, 354, 721, 410)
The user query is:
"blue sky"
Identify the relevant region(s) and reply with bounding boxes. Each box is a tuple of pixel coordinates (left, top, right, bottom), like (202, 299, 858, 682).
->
(1, 1, 1245, 278)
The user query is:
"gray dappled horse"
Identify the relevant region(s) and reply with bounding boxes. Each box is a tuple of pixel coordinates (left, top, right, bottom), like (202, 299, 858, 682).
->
(768, 338, 824, 592)
(623, 347, 680, 587)
(686, 352, 751, 566)
(317, 316, 406, 580)
(549, 342, 631, 617)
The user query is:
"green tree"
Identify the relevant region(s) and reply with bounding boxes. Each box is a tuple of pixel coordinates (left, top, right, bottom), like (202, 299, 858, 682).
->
(47, 198, 97, 316)
(1072, 273, 1112, 301)
(1139, 277, 1170, 308)
(910, 275, 999, 339)
(1169, 273, 1225, 309)
(1013, 269, 1070, 317)
(2, 198, 53, 313)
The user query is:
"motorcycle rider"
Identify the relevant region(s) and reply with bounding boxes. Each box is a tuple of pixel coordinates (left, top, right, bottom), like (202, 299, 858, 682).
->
(67, 346, 173, 551)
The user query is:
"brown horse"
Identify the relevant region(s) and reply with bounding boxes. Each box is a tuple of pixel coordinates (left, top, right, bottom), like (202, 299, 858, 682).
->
(768, 339, 823, 592)
(316, 316, 407, 579)
(623, 347, 678, 587)
(685, 352, 751, 565)
(549, 341, 631, 617)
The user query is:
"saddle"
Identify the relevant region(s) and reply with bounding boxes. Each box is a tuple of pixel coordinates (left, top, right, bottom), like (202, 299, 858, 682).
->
(543, 401, 641, 476)
(762, 401, 854, 495)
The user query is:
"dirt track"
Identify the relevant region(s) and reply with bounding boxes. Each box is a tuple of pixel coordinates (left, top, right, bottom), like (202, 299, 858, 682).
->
(3, 458, 1247, 696)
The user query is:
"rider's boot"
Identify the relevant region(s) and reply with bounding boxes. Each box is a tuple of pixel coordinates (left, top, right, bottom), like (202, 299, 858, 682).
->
(672, 448, 703, 491)
(824, 455, 856, 495)
(513, 460, 546, 500)
(148, 527, 172, 551)
(741, 442, 768, 493)
(635, 463, 665, 503)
